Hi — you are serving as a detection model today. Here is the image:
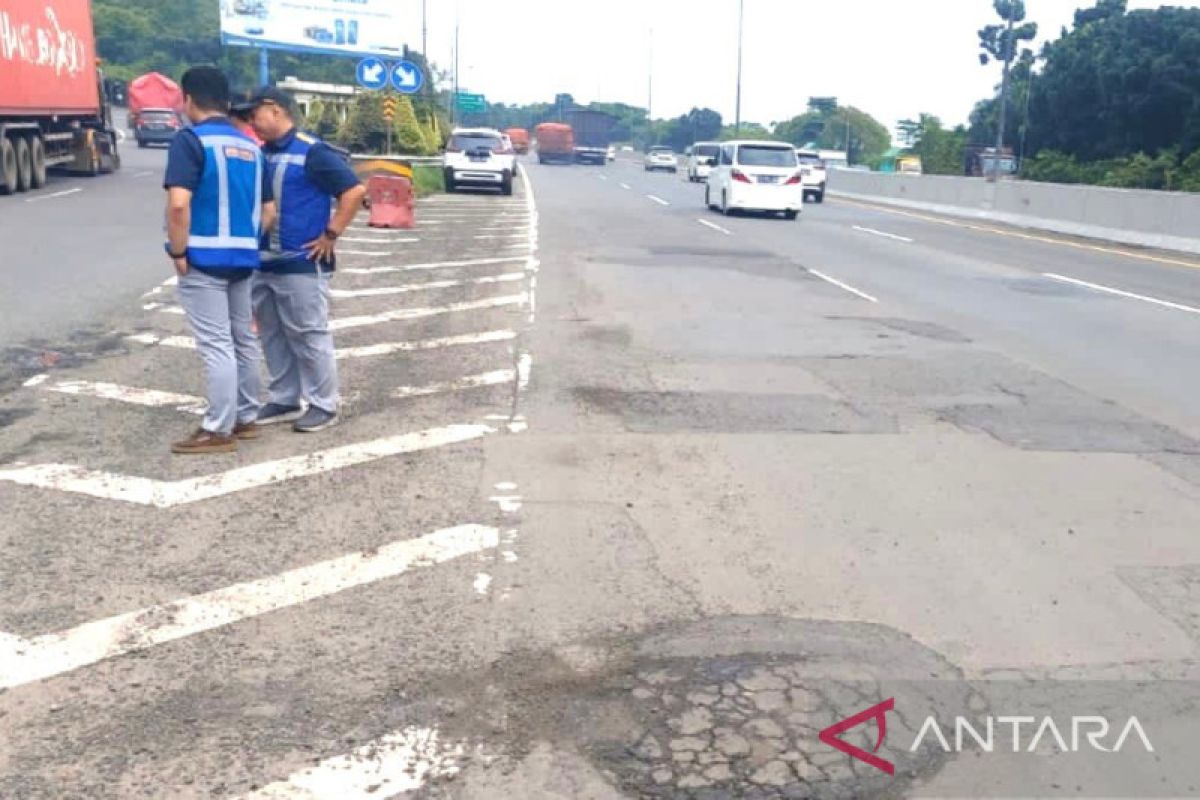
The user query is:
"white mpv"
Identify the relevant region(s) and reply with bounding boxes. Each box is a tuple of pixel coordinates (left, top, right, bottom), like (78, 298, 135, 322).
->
(705, 140, 804, 219)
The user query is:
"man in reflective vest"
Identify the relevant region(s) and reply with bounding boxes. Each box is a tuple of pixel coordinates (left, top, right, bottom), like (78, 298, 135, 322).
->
(163, 67, 276, 454)
(234, 87, 366, 433)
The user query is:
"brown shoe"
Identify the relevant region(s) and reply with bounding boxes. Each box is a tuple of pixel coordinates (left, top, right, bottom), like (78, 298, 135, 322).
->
(233, 422, 260, 441)
(171, 428, 237, 455)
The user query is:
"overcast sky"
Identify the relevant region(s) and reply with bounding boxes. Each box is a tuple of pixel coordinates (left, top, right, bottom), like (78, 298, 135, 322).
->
(407, 0, 1195, 134)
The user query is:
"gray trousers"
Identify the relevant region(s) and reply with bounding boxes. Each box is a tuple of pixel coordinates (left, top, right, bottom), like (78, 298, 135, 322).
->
(176, 269, 261, 435)
(252, 270, 339, 414)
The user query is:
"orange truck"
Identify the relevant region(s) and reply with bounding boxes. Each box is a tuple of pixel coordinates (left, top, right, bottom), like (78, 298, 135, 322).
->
(535, 122, 574, 165)
(504, 127, 530, 155)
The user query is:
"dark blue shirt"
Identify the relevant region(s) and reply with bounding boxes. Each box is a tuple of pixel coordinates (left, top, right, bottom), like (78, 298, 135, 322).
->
(261, 128, 361, 274)
(163, 117, 272, 280)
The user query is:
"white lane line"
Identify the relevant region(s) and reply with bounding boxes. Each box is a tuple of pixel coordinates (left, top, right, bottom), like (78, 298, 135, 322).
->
(25, 187, 82, 203)
(341, 256, 526, 276)
(335, 329, 516, 359)
(129, 330, 519, 359)
(853, 225, 913, 243)
(234, 726, 463, 800)
(330, 272, 525, 299)
(619, 182, 632, 190)
(22, 374, 50, 388)
(133, 170, 156, 178)
(330, 293, 527, 331)
(0, 525, 498, 691)
(697, 218, 732, 236)
(340, 236, 420, 244)
(1043, 273, 1200, 315)
(393, 369, 516, 398)
(0, 423, 494, 508)
(647, 194, 670, 206)
(44, 381, 205, 413)
(808, 269, 879, 303)
(473, 233, 531, 240)
(599, 174, 609, 181)
(338, 249, 395, 257)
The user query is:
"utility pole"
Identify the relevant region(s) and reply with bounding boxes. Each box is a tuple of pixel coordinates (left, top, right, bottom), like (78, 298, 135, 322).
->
(422, 0, 428, 62)
(1018, 61, 1036, 174)
(993, 9, 1016, 176)
(647, 28, 653, 122)
(452, 14, 460, 126)
(734, 0, 744, 136)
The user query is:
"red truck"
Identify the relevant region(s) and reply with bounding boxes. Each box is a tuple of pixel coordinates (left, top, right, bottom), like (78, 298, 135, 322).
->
(535, 123, 574, 165)
(0, 0, 121, 195)
(504, 127, 530, 155)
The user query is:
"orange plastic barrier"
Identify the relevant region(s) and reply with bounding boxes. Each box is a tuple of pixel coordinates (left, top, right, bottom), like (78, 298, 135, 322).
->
(367, 174, 415, 229)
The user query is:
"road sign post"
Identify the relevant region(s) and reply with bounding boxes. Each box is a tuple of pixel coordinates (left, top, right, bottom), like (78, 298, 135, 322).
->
(383, 95, 397, 155)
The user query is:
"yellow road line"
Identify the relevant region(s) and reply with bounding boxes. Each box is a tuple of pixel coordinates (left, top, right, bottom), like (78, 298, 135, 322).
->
(832, 197, 1200, 272)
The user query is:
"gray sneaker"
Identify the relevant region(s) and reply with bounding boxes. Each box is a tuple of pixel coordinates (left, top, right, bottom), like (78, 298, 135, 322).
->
(293, 406, 338, 433)
(257, 403, 304, 425)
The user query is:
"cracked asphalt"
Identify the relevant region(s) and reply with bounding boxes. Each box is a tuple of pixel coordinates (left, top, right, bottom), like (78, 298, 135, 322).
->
(2, 151, 1200, 798)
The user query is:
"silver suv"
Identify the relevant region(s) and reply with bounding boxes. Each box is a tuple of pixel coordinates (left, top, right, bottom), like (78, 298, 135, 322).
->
(443, 128, 517, 195)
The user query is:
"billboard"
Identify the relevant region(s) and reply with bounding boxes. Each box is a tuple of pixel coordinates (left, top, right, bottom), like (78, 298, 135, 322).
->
(219, 0, 408, 58)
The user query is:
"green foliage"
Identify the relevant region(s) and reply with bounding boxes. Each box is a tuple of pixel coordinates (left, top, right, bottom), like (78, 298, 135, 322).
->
(304, 99, 342, 140)
(411, 163, 445, 196)
(338, 92, 387, 154)
(1022, 147, 1200, 190)
(978, 0, 1037, 67)
(772, 105, 889, 164)
(1027, 3, 1200, 162)
(393, 95, 430, 155)
(907, 115, 969, 175)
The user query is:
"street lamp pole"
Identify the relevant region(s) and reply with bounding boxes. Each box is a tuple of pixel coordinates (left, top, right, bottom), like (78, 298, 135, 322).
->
(452, 14, 460, 126)
(734, 0, 744, 136)
(993, 10, 1016, 173)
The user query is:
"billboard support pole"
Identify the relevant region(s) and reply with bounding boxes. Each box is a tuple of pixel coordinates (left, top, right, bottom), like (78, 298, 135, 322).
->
(258, 48, 270, 87)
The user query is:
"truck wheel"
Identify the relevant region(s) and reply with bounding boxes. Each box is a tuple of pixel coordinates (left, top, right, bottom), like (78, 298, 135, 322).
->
(0, 138, 15, 195)
(29, 136, 47, 188)
(14, 136, 32, 192)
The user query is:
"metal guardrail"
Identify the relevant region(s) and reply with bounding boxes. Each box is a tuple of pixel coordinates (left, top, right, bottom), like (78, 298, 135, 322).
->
(349, 154, 442, 166)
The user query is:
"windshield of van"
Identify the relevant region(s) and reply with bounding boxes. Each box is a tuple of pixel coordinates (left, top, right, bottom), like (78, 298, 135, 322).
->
(738, 146, 797, 168)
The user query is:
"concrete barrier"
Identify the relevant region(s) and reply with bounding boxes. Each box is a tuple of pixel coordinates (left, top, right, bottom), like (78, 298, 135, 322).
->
(827, 169, 1200, 255)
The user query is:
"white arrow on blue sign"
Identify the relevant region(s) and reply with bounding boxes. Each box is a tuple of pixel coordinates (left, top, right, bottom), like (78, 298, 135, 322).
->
(356, 57, 388, 90)
(390, 59, 424, 94)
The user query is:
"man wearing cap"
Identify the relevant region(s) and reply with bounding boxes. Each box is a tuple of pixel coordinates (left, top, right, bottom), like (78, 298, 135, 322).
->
(163, 66, 275, 454)
(235, 87, 366, 433)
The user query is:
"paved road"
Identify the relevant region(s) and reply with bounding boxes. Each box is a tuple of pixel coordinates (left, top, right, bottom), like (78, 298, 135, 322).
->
(1, 155, 1199, 798)
(0, 138, 173, 384)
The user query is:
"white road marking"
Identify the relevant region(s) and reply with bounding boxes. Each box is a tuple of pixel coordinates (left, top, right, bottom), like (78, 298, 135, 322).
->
(340, 236, 420, 244)
(599, 174, 609, 181)
(489, 495, 523, 513)
(341, 256, 525, 275)
(473, 233, 531, 240)
(330, 272, 525, 299)
(647, 194, 670, 206)
(494, 481, 517, 491)
(517, 352, 532, 390)
(474, 573, 493, 595)
(338, 249, 395, 257)
(393, 369, 516, 398)
(697, 218, 733, 236)
(853, 225, 913, 243)
(22, 374, 49, 388)
(0, 525, 499, 690)
(133, 170, 156, 178)
(0, 423, 494, 508)
(335, 329, 517, 359)
(25, 187, 82, 203)
(126, 333, 197, 349)
(129, 330, 518, 359)
(153, 305, 186, 315)
(619, 182, 632, 190)
(330, 294, 527, 331)
(1043, 273, 1200, 315)
(808, 269, 880, 303)
(233, 726, 462, 800)
(44, 381, 205, 413)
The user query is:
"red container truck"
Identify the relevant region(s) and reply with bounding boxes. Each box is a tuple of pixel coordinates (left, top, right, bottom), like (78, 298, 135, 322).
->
(535, 123, 574, 165)
(504, 127, 530, 155)
(0, 0, 121, 195)
(127, 72, 184, 129)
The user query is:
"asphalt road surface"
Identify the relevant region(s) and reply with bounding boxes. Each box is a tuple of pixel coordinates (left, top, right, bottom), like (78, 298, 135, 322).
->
(1, 153, 1199, 799)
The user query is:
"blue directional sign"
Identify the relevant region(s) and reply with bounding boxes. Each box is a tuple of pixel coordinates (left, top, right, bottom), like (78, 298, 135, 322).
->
(356, 57, 388, 90)
(390, 59, 424, 94)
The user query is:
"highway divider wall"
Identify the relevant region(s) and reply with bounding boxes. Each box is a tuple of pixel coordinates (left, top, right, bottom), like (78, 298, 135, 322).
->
(827, 170, 1200, 255)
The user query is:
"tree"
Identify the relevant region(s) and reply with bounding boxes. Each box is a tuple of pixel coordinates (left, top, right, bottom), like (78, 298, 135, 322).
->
(978, 0, 1038, 153)
(392, 95, 430, 155)
(808, 97, 838, 116)
(896, 119, 922, 148)
(337, 92, 388, 154)
(906, 114, 969, 175)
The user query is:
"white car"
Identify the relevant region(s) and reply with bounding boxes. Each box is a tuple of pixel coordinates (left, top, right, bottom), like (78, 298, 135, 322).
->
(644, 146, 678, 173)
(443, 127, 517, 195)
(606, 145, 617, 161)
(705, 140, 804, 219)
(686, 142, 720, 183)
(795, 149, 827, 203)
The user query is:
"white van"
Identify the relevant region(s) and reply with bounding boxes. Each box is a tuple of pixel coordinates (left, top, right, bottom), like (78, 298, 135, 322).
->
(705, 140, 803, 219)
(686, 142, 721, 182)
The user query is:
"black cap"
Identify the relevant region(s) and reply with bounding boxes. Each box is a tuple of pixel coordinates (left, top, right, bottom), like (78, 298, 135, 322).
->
(231, 86, 295, 116)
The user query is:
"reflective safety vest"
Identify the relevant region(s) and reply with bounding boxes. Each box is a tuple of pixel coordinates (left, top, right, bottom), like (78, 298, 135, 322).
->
(188, 122, 264, 269)
(263, 130, 332, 270)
